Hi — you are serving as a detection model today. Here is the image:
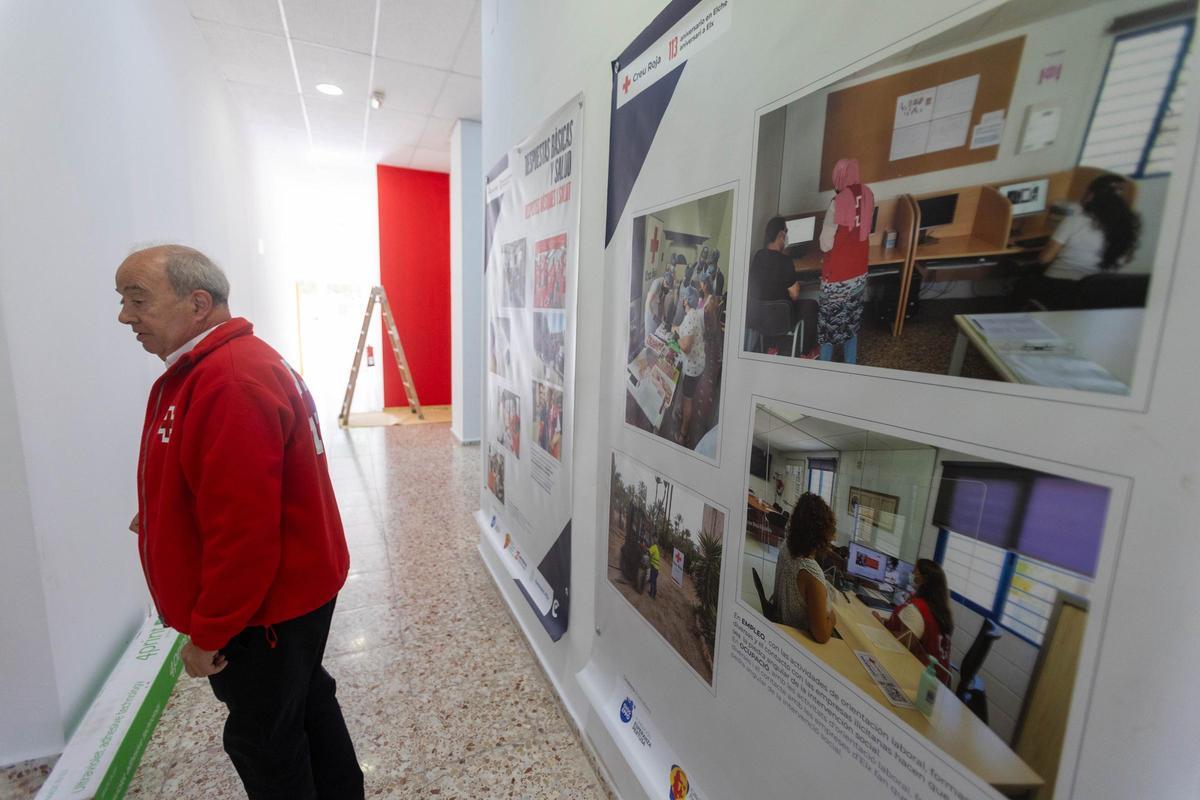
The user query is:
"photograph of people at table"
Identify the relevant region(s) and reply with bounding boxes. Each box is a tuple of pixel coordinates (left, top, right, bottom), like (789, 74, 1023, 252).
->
(500, 237, 526, 309)
(533, 379, 563, 460)
(741, 398, 1112, 796)
(534, 232, 568, 309)
(742, 0, 1191, 395)
(494, 387, 520, 457)
(607, 451, 726, 686)
(626, 189, 733, 457)
(488, 316, 512, 379)
(533, 311, 566, 385)
(486, 444, 505, 504)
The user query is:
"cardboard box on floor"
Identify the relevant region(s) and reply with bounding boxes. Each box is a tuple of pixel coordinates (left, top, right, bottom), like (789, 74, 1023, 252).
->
(36, 617, 183, 800)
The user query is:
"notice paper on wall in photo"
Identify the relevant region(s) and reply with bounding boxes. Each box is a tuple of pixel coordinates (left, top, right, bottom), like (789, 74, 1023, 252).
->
(1019, 105, 1063, 154)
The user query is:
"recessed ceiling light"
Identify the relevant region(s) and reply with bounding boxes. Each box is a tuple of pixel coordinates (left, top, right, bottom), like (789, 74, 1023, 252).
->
(315, 83, 343, 96)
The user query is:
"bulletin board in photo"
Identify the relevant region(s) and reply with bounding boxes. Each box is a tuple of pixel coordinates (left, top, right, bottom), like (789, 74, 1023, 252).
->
(741, 0, 1193, 403)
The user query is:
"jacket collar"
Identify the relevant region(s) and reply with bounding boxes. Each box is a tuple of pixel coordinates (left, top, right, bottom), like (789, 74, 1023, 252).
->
(164, 317, 254, 376)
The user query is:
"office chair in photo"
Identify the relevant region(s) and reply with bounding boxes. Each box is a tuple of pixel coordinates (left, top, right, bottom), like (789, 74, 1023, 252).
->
(748, 299, 816, 357)
(1075, 272, 1150, 309)
(955, 619, 1002, 724)
(752, 567, 780, 623)
(1027, 272, 1149, 311)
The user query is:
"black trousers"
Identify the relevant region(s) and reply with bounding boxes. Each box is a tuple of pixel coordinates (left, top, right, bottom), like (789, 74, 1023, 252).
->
(208, 598, 364, 800)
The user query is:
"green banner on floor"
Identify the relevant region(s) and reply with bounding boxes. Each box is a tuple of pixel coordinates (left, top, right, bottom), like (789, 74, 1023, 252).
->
(35, 617, 184, 800)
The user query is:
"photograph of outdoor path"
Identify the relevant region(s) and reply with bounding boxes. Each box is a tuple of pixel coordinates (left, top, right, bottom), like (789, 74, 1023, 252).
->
(606, 451, 726, 685)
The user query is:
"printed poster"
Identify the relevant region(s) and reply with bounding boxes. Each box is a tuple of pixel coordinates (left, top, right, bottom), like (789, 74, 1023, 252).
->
(480, 95, 583, 642)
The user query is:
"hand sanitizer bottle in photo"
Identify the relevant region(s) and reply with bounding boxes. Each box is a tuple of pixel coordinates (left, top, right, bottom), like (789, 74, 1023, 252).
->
(916, 656, 940, 717)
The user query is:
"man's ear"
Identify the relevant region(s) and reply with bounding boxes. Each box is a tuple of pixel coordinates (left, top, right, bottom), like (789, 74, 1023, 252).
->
(191, 290, 214, 316)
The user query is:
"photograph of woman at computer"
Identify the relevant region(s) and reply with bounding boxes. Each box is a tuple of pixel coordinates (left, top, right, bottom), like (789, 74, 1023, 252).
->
(741, 398, 1115, 794)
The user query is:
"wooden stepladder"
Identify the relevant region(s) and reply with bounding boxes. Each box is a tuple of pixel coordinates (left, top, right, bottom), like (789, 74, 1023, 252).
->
(338, 286, 423, 427)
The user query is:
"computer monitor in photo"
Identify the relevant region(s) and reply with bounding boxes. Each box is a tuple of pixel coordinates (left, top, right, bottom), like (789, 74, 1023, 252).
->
(785, 215, 816, 246)
(917, 193, 958, 229)
(847, 542, 887, 582)
(1000, 178, 1050, 216)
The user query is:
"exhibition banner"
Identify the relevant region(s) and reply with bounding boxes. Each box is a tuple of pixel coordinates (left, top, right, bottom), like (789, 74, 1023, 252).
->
(480, 94, 583, 642)
(586, 0, 1155, 797)
(36, 617, 184, 800)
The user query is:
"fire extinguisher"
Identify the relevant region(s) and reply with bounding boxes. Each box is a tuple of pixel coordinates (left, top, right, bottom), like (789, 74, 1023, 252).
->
(366, 345, 375, 367)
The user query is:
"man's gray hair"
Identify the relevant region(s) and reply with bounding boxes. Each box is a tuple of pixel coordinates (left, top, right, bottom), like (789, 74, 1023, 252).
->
(160, 245, 231, 307)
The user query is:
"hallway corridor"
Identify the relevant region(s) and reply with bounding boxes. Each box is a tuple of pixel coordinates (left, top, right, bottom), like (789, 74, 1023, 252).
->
(5, 424, 610, 800)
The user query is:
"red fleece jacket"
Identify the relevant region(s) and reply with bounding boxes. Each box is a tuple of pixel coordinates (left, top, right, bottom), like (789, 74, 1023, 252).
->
(136, 318, 349, 650)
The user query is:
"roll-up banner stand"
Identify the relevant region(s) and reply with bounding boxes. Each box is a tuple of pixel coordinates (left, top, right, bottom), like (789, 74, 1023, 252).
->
(478, 95, 584, 642)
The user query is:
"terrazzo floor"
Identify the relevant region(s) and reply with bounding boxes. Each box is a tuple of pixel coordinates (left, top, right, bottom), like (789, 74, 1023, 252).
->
(2, 423, 612, 800)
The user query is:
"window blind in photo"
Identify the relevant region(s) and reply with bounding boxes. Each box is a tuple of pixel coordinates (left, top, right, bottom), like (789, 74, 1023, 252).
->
(933, 463, 1109, 580)
(1080, 21, 1193, 176)
(942, 529, 1007, 613)
(932, 464, 1028, 548)
(1015, 477, 1110, 578)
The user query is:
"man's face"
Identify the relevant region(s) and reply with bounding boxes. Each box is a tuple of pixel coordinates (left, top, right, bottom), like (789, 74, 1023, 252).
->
(115, 254, 198, 359)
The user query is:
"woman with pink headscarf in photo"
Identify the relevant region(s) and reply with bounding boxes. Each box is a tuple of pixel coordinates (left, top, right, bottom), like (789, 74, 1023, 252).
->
(817, 158, 874, 364)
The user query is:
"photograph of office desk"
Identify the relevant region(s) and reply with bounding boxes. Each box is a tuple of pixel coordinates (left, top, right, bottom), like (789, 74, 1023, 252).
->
(948, 308, 1142, 388)
(791, 243, 907, 274)
(915, 236, 1024, 263)
(774, 591, 1043, 794)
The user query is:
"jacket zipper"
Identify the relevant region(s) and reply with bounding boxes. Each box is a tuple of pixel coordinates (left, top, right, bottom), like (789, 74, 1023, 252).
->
(140, 380, 167, 623)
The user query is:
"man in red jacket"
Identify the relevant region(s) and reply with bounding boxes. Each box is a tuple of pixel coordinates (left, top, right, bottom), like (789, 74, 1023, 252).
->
(116, 244, 363, 800)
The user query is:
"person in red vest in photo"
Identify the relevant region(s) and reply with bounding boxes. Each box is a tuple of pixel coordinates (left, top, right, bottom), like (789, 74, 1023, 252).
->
(817, 157, 874, 364)
(115, 245, 362, 799)
(881, 559, 955, 686)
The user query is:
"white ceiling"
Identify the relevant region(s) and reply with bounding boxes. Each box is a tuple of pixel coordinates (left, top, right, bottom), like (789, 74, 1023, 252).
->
(187, 0, 481, 171)
(753, 402, 933, 455)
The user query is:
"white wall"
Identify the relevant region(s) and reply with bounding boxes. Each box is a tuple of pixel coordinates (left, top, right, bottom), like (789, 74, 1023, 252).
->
(451, 119, 483, 443)
(0, 304, 62, 763)
(0, 0, 259, 762)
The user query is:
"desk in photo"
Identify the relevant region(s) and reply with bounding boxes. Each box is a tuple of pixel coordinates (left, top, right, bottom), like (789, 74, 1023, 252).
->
(774, 591, 1043, 794)
(948, 308, 1142, 391)
(626, 342, 680, 429)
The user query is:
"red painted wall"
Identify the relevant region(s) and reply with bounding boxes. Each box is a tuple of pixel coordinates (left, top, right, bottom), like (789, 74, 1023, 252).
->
(377, 165, 450, 407)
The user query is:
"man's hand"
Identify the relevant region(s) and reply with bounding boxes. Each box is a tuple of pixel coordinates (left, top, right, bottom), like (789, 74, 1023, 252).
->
(788, 281, 801, 301)
(128, 513, 139, 534)
(180, 639, 227, 678)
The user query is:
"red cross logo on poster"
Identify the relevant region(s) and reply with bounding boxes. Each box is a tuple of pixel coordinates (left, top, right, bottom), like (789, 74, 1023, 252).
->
(668, 36, 678, 60)
(622, 75, 632, 93)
